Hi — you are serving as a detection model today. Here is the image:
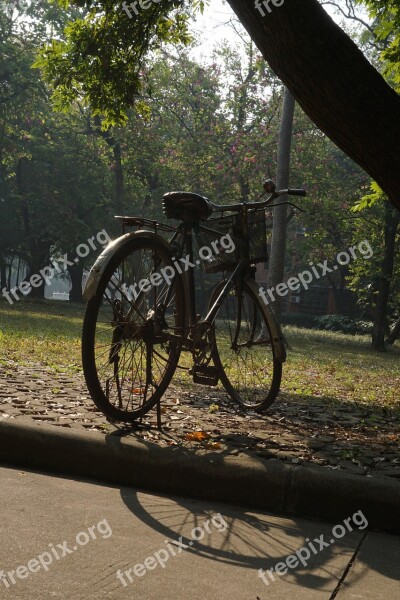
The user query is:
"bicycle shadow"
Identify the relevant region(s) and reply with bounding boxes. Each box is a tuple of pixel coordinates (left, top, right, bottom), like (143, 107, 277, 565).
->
(103, 428, 400, 593)
(104, 385, 400, 478)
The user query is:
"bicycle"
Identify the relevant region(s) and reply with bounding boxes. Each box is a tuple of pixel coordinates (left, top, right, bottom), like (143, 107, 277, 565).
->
(81, 180, 306, 423)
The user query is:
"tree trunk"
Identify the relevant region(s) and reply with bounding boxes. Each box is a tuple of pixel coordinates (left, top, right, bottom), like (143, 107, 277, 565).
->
(267, 88, 295, 320)
(17, 157, 48, 299)
(112, 141, 124, 215)
(68, 262, 84, 303)
(28, 279, 46, 299)
(371, 204, 400, 350)
(327, 268, 346, 314)
(386, 316, 400, 346)
(0, 254, 6, 290)
(26, 239, 51, 300)
(226, 0, 400, 210)
(93, 116, 124, 218)
(7, 254, 15, 288)
(236, 42, 255, 203)
(16, 256, 21, 287)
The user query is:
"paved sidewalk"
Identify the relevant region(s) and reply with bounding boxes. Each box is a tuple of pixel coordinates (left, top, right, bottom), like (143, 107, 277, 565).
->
(1, 359, 400, 480)
(0, 465, 399, 599)
(1, 418, 399, 533)
(1, 359, 399, 537)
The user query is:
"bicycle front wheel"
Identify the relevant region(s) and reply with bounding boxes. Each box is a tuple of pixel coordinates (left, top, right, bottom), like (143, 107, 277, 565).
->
(210, 279, 282, 412)
(82, 234, 185, 422)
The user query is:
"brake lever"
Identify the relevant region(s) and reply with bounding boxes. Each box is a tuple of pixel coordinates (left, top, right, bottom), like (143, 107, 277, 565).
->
(265, 201, 305, 213)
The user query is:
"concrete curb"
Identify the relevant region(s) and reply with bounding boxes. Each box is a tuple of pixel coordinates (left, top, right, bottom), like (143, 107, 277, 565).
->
(1, 419, 399, 533)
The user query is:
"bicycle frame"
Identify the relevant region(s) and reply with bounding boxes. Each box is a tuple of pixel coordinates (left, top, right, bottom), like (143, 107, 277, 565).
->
(166, 218, 249, 331)
(165, 215, 287, 364)
(81, 183, 307, 421)
(83, 183, 306, 366)
(84, 184, 304, 307)
(83, 221, 286, 365)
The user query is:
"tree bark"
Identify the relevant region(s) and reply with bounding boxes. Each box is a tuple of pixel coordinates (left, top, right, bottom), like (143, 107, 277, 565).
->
(67, 262, 84, 303)
(386, 316, 400, 346)
(17, 157, 48, 299)
(371, 204, 400, 350)
(236, 42, 255, 203)
(112, 141, 124, 215)
(0, 253, 6, 290)
(267, 88, 295, 320)
(93, 116, 124, 217)
(327, 268, 346, 314)
(226, 0, 400, 210)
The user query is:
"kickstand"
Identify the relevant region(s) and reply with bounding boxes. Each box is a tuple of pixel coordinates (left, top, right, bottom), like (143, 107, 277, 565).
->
(156, 397, 162, 430)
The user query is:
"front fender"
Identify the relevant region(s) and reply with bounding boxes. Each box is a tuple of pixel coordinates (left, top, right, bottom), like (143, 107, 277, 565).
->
(82, 230, 172, 303)
(209, 278, 287, 364)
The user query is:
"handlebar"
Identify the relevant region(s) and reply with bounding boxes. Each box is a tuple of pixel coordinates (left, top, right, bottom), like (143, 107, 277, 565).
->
(210, 186, 307, 213)
(287, 189, 307, 197)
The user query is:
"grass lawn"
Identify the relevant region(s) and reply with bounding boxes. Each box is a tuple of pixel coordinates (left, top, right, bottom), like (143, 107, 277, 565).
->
(281, 327, 400, 410)
(0, 299, 399, 410)
(0, 299, 85, 373)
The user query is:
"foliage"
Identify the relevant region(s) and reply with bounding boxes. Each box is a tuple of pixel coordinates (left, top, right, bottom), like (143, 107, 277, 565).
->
(352, 181, 385, 212)
(280, 312, 318, 329)
(0, 6, 118, 295)
(347, 198, 400, 320)
(358, 0, 400, 90)
(314, 314, 373, 335)
(34, 0, 194, 126)
(1, 0, 398, 319)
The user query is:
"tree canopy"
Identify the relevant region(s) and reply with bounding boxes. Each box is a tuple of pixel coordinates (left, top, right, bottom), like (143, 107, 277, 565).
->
(33, 0, 400, 209)
(0, 0, 399, 346)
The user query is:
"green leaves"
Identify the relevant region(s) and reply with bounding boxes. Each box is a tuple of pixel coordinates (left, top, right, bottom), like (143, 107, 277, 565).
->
(357, 0, 400, 91)
(35, 0, 194, 126)
(352, 181, 386, 212)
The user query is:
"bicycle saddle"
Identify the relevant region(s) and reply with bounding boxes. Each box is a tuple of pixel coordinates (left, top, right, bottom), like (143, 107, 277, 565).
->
(162, 192, 213, 221)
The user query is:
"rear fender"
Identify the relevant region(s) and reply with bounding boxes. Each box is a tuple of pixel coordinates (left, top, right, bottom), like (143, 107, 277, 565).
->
(82, 230, 174, 303)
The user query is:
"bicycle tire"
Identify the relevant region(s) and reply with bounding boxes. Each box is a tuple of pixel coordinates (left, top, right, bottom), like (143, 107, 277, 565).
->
(210, 278, 282, 412)
(82, 234, 185, 422)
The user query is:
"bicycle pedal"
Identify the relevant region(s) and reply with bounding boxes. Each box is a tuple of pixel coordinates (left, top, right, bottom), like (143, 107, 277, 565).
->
(191, 365, 219, 386)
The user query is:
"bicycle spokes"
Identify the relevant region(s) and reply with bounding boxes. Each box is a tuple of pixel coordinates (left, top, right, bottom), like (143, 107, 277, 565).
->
(83, 240, 184, 421)
(211, 281, 281, 411)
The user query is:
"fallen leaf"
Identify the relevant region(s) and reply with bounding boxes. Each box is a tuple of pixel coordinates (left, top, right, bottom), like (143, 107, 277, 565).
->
(132, 387, 145, 394)
(185, 431, 211, 442)
(204, 442, 222, 450)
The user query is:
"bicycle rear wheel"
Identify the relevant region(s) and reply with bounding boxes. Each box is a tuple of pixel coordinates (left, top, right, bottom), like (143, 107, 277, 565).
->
(210, 279, 282, 411)
(82, 234, 185, 422)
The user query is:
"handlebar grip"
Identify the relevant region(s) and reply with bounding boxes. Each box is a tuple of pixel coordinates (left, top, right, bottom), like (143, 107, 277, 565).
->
(288, 189, 307, 197)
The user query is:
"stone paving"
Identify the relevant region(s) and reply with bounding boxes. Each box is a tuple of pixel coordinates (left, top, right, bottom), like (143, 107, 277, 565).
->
(0, 359, 399, 481)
